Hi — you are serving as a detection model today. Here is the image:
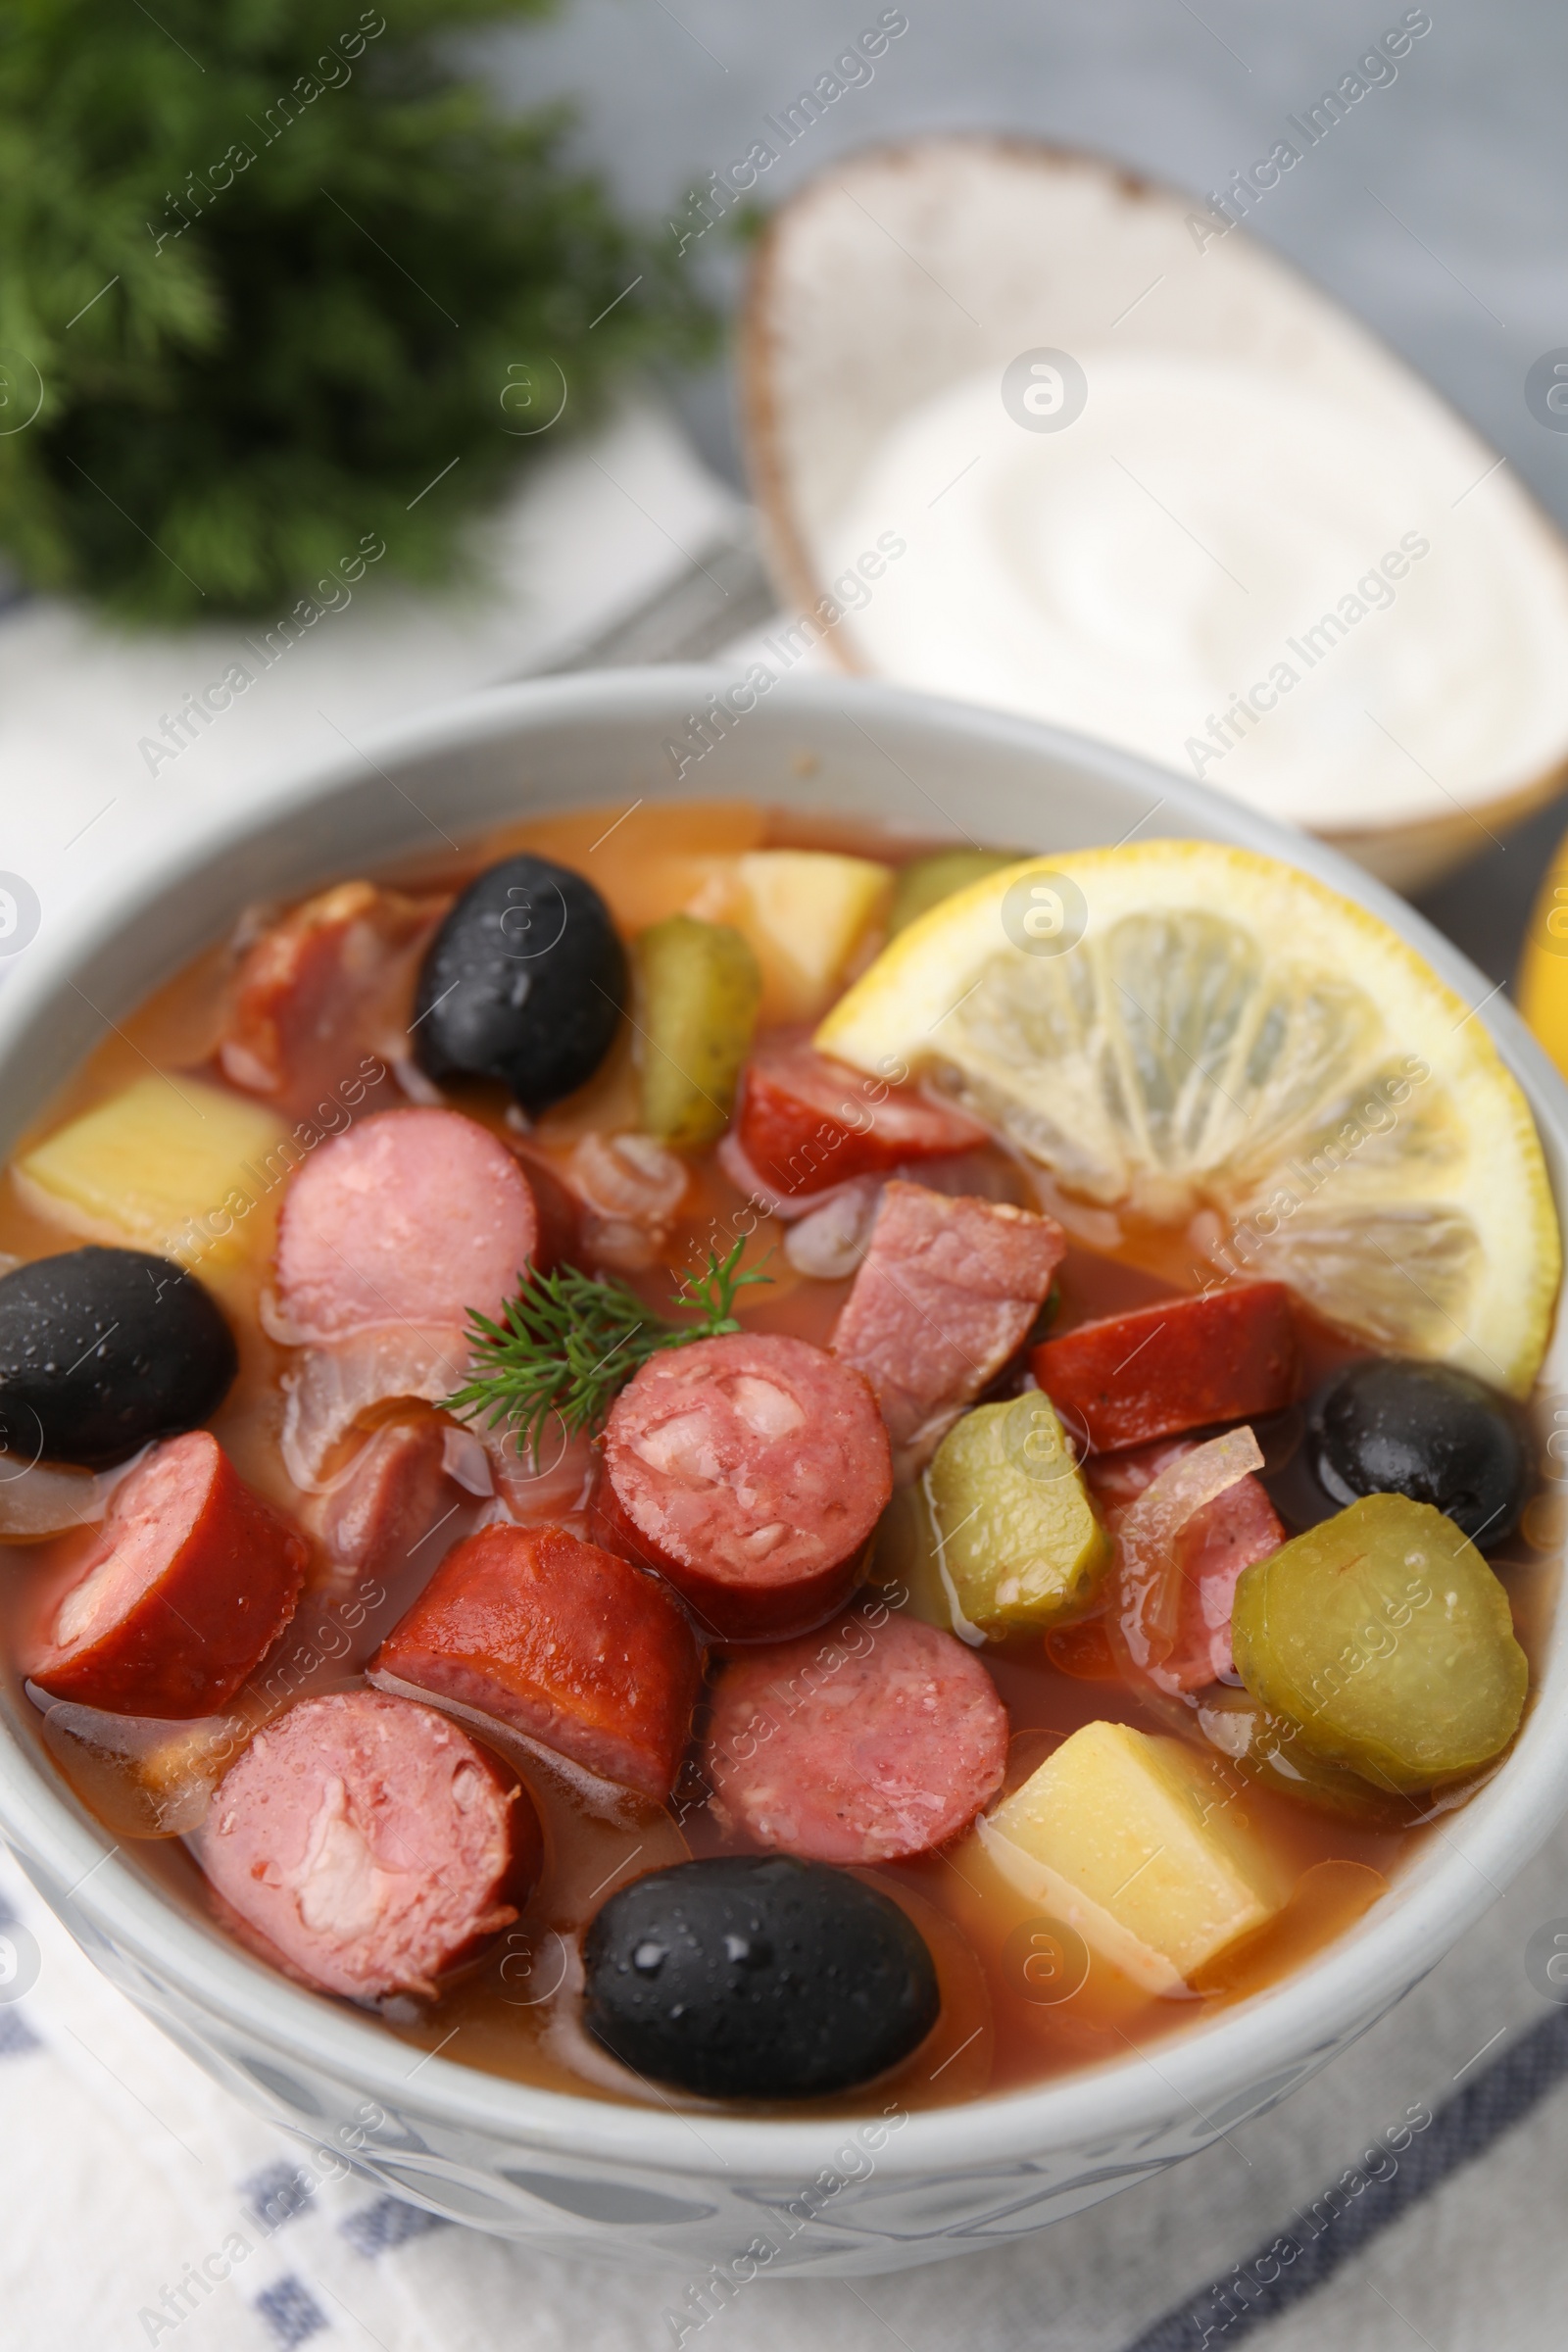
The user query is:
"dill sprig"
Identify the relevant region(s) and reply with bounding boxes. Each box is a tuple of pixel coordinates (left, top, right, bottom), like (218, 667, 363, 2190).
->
(445, 1238, 771, 1458)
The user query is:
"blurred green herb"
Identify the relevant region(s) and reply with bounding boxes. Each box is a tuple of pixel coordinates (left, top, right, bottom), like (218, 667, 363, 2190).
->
(447, 1237, 771, 1455)
(0, 0, 712, 619)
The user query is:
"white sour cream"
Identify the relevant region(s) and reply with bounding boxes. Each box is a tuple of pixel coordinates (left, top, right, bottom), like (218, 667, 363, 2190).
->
(826, 352, 1568, 832)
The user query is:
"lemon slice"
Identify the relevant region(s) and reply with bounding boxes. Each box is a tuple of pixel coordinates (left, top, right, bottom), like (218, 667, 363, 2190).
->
(816, 842, 1560, 1396)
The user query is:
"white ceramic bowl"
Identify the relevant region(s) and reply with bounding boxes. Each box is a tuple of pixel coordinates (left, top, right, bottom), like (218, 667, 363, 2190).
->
(2, 670, 1565, 2277)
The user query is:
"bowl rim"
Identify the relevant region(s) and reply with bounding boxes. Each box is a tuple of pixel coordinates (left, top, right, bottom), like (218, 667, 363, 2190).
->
(2, 663, 1565, 2184)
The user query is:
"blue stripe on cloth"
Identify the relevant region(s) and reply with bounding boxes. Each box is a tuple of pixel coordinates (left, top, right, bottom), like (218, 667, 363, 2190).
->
(1120, 2002, 1568, 2350)
(340, 2194, 455, 2255)
(244, 2160, 318, 2232)
(254, 2275, 328, 2348)
(0, 2007, 41, 2058)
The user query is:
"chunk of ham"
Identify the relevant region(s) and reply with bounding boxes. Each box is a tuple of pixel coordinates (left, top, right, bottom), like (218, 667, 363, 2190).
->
(220, 881, 444, 1105)
(830, 1180, 1065, 1479)
(1088, 1434, 1285, 1692)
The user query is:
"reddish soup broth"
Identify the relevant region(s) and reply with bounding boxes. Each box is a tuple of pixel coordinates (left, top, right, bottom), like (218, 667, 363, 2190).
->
(0, 797, 1552, 2120)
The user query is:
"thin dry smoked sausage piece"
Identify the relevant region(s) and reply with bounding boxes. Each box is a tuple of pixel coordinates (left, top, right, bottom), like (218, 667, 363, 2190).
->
(731, 1042, 988, 1204)
(202, 1690, 537, 2002)
(1032, 1282, 1298, 1454)
(705, 1610, 1007, 1863)
(23, 1431, 307, 1717)
(274, 1106, 538, 1342)
(598, 1332, 892, 1642)
(373, 1522, 701, 1800)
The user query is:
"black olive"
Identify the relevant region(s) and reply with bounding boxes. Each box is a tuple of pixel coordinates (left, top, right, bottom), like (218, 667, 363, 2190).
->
(1304, 1358, 1531, 1545)
(412, 853, 627, 1115)
(0, 1248, 237, 1470)
(582, 1854, 940, 2100)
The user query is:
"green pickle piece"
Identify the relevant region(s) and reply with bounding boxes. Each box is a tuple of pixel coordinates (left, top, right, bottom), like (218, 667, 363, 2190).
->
(634, 913, 761, 1150)
(1193, 1688, 1408, 1826)
(888, 849, 1025, 937)
(866, 1483, 955, 1634)
(1231, 1494, 1528, 1793)
(927, 1394, 1107, 1638)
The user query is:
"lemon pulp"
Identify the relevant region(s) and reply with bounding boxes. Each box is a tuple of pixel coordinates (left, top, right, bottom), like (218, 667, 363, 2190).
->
(817, 841, 1559, 1396)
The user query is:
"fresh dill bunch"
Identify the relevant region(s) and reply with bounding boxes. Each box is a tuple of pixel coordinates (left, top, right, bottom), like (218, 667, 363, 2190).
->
(0, 0, 712, 620)
(446, 1238, 770, 1457)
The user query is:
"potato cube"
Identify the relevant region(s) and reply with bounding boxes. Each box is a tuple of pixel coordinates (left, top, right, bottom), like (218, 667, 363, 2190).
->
(928, 1396, 1106, 1636)
(731, 851, 893, 1022)
(13, 1075, 290, 1273)
(981, 1720, 1284, 1989)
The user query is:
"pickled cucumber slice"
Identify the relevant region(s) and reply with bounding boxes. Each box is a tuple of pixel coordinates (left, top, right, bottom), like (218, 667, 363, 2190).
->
(927, 1394, 1107, 1637)
(1230, 1494, 1527, 1792)
(633, 914, 761, 1150)
(888, 850, 1023, 937)
(1194, 1688, 1408, 1826)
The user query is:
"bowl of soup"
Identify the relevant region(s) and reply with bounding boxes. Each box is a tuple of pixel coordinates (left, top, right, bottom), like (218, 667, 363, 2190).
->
(0, 668, 1564, 2273)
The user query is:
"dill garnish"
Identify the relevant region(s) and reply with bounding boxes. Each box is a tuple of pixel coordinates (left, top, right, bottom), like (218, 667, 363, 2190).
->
(445, 1237, 771, 1457)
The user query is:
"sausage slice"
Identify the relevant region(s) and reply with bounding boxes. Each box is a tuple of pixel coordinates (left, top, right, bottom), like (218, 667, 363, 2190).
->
(203, 1690, 537, 2002)
(1032, 1282, 1298, 1453)
(706, 1611, 1008, 1862)
(274, 1106, 538, 1342)
(24, 1431, 307, 1717)
(732, 1043, 987, 1204)
(373, 1522, 702, 1800)
(309, 1413, 459, 1580)
(598, 1332, 891, 1642)
(831, 1181, 1065, 1479)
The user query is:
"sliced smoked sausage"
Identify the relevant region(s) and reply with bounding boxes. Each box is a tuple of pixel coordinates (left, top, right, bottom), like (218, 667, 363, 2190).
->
(597, 1332, 892, 1642)
(373, 1522, 701, 1800)
(273, 1105, 538, 1342)
(1031, 1282, 1298, 1454)
(730, 1042, 987, 1204)
(23, 1431, 307, 1717)
(705, 1609, 1007, 1863)
(202, 1690, 538, 2002)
